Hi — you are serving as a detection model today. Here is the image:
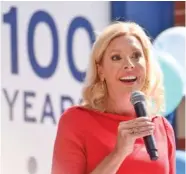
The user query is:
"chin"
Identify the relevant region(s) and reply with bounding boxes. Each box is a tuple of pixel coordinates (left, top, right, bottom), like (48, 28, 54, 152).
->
(120, 88, 134, 95)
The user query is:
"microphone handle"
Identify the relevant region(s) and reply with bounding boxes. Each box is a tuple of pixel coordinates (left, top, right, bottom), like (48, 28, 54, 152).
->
(134, 102, 158, 161)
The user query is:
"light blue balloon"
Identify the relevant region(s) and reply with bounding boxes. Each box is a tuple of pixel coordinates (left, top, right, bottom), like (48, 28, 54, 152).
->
(153, 27, 186, 74)
(153, 51, 185, 116)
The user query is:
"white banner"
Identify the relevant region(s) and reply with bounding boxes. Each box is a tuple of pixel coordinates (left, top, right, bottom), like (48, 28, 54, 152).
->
(1, 2, 110, 174)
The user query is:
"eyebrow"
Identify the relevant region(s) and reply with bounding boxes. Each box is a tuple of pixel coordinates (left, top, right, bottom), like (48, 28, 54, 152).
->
(108, 49, 120, 54)
(109, 47, 142, 54)
(131, 46, 142, 52)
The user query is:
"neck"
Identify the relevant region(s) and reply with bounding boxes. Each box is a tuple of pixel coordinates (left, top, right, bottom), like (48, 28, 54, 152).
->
(105, 93, 136, 117)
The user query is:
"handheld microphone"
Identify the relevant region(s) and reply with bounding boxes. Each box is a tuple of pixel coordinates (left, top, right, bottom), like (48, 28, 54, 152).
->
(130, 91, 158, 161)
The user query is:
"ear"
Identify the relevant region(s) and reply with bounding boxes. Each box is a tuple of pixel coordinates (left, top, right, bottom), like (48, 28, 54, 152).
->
(97, 63, 105, 81)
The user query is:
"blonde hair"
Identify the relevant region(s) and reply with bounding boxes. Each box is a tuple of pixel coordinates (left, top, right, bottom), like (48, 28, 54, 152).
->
(81, 21, 165, 116)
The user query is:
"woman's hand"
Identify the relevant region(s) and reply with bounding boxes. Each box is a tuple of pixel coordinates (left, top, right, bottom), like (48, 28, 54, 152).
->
(114, 117, 155, 157)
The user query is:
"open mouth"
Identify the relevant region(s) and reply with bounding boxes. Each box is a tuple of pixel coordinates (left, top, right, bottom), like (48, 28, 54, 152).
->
(119, 76, 137, 83)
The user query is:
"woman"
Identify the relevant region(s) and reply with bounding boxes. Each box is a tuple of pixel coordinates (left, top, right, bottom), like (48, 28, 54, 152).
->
(51, 22, 175, 174)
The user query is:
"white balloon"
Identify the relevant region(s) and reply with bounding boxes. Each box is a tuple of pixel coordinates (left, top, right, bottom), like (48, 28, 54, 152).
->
(153, 27, 186, 73)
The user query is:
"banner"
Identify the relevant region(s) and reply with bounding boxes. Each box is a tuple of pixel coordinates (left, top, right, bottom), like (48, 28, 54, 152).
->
(1, 2, 110, 174)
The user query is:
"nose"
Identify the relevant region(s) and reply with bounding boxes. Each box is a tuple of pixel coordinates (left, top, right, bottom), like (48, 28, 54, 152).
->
(123, 59, 134, 70)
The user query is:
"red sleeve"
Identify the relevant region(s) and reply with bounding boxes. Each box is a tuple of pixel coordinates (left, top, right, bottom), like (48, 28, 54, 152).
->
(162, 117, 176, 174)
(51, 108, 86, 174)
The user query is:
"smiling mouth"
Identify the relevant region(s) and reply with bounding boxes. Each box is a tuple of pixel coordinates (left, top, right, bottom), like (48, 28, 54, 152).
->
(119, 76, 137, 83)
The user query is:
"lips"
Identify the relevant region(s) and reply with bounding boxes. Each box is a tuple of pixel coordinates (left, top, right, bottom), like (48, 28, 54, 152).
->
(119, 76, 137, 83)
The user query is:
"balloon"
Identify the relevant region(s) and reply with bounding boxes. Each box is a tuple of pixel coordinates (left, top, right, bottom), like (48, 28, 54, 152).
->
(153, 51, 185, 116)
(153, 27, 186, 73)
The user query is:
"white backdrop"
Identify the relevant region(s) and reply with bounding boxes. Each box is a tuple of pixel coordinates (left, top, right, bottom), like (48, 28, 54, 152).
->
(1, 2, 110, 174)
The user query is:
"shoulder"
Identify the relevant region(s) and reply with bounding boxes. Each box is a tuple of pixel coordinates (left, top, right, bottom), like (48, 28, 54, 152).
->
(153, 115, 175, 137)
(55, 106, 89, 147)
(58, 105, 93, 128)
(62, 105, 91, 120)
(154, 116, 176, 154)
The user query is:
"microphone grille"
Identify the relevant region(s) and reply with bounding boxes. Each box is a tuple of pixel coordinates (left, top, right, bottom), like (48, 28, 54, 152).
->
(130, 91, 146, 105)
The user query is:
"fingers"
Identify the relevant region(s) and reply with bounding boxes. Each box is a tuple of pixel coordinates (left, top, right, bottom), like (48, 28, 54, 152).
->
(120, 124, 154, 137)
(118, 117, 154, 130)
(134, 129, 154, 138)
(118, 117, 155, 139)
(135, 125, 155, 132)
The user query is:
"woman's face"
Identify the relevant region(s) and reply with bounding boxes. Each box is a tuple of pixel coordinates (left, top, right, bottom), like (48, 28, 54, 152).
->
(98, 35, 147, 97)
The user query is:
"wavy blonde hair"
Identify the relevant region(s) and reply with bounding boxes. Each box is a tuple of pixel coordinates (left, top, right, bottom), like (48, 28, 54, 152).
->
(81, 21, 165, 116)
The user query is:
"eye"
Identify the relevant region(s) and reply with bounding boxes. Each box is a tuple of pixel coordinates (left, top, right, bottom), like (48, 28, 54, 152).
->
(111, 55, 121, 61)
(131, 51, 142, 61)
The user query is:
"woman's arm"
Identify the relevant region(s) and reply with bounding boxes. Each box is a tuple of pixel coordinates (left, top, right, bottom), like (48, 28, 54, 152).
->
(90, 150, 127, 174)
(51, 110, 86, 174)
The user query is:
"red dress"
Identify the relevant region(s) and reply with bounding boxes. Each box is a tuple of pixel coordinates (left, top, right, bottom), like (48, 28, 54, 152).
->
(51, 106, 176, 174)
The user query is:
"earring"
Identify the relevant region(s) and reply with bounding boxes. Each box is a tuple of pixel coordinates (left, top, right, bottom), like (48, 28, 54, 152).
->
(143, 80, 150, 92)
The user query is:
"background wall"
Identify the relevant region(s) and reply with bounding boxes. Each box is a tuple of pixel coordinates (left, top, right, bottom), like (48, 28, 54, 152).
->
(174, 1, 185, 26)
(174, 1, 185, 150)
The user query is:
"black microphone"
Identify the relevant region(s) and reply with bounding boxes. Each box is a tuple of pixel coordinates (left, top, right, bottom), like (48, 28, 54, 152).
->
(130, 91, 158, 161)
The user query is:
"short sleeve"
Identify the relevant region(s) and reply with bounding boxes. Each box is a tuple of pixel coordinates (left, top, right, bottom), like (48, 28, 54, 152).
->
(51, 108, 86, 174)
(161, 117, 176, 174)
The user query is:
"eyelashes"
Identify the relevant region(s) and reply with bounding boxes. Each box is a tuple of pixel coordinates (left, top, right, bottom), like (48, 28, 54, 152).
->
(111, 51, 142, 62)
(131, 51, 142, 61)
(111, 55, 122, 61)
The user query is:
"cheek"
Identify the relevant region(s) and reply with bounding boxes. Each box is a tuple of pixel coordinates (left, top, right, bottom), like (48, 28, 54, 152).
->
(138, 59, 146, 74)
(102, 61, 120, 79)
(139, 71, 146, 89)
(104, 68, 118, 82)
(103, 69, 120, 88)
(135, 60, 146, 83)
(139, 64, 146, 76)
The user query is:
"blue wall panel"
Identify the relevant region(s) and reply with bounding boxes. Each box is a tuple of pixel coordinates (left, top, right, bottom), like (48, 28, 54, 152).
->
(111, 1, 174, 38)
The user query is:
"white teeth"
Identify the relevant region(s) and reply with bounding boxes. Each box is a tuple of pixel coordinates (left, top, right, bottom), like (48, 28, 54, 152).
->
(120, 76, 136, 80)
